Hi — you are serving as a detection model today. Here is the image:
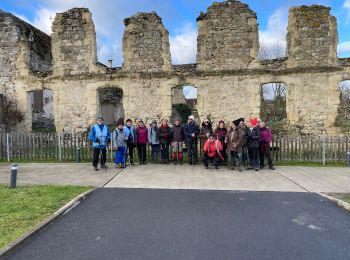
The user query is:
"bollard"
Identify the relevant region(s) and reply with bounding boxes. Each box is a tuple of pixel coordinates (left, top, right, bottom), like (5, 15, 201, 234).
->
(10, 164, 17, 189)
(347, 151, 350, 167)
(76, 147, 81, 163)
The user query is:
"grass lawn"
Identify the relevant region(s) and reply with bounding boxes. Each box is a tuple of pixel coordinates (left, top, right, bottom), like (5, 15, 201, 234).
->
(0, 185, 91, 249)
(341, 194, 350, 204)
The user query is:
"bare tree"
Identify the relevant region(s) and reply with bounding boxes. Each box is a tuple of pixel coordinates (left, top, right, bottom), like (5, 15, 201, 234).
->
(259, 42, 286, 60)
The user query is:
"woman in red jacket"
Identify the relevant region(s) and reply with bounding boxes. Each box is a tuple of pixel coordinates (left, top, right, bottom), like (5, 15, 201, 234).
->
(136, 120, 148, 164)
(203, 134, 223, 169)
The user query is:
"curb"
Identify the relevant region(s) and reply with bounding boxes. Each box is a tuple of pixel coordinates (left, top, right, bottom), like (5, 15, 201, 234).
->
(0, 167, 125, 259)
(317, 192, 350, 212)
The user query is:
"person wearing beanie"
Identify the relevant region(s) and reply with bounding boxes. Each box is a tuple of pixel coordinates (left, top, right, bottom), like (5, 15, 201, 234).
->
(203, 134, 223, 170)
(157, 118, 171, 164)
(89, 117, 111, 171)
(259, 121, 275, 170)
(214, 120, 228, 165)
(170, 119, 185, 164)
(199, 118, 213, 151)
(183, 115, 200, 165)
(225, 119, 244, 172)
(246, 118, 260, 171)
(136, 120, 148, 165)
(123, 119, 137, 166)
(148, 119, 160, 163)
(113, 119, 127, 168)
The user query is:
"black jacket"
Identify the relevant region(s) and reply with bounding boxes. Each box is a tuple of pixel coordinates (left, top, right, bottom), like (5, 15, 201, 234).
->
(157, 125, 172, 144)
(246, 126, 260, 148)
(183, 122, 200, 143)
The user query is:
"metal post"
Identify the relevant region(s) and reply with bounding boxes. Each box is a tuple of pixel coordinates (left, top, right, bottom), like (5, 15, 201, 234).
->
(10, 163, 17, 188)
(347, 151, 350, 167)
(76, 147, 81, 163)
(6, 133, 10, 162)
(58, 134, 62, 162)
(322, 132, 326, 166)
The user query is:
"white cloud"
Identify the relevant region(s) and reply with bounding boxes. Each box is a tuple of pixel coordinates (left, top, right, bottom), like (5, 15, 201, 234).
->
(170, 23, 197, 64)
(183, 86, 197, 99)
(338, 41, 350, 57)
(259, 8, 288, 59)
(32, 7, 56, 35)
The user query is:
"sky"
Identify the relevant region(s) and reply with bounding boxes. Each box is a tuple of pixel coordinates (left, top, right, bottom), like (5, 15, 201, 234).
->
(1, 0, 350, 69)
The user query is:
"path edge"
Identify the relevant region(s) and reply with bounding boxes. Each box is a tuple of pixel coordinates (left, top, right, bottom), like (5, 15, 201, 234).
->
(317, 192, 350, 212)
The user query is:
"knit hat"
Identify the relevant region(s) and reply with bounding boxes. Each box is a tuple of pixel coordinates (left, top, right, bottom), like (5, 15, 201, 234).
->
(233, 120, 240, 127)
(189, 115, 195, 120)
(250, 118, 258, 126)
(97, 116, 104, 121)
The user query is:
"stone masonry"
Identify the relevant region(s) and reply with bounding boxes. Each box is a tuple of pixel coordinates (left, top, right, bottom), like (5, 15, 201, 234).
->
(0, 1, 350, 134)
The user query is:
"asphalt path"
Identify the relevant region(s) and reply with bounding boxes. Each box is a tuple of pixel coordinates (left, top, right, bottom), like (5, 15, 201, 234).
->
(6, 188, 350, 260)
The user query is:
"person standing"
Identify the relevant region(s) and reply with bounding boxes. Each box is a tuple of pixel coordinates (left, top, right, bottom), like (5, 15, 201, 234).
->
(171, 119, 185, 164)
(225, 120, 243, 172)
(183, 115, 200, 165)
(148, 120, 160, 163)
(89, 117, 111, 171)
(124, 119, 137, 165)
(259, 121, 275, 170)
(158, 118, 171, 164)
(136, 120, 148, 165)
(239, 118, 248, 169)
(199, 119, 213, 150)
(246, 118, 260, 171)
(214, 120, 228, 164)
(203, 134, 223, 170)
(113, 120, 127, 168)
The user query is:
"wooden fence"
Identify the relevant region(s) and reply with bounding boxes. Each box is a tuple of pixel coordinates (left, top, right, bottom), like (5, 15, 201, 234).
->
(0, 132, 349, 164)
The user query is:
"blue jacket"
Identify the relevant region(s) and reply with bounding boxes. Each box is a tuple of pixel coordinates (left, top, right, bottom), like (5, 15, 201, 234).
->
(89, 124, 111, 149)
(183, 122, 200, 143)
(123, 125, 137, 145)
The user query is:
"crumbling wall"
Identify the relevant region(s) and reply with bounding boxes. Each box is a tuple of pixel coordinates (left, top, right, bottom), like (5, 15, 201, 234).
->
(197, 0, 259, 71)
(286, 5, 338, 67)
(52, 8, 97, 76)
(122, 12, 172, 73)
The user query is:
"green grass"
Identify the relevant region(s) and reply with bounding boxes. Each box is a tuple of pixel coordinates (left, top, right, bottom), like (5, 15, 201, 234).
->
(0, 185, 91, 249)
(341, 194, 350, 204)
(274, 161, 346, 167)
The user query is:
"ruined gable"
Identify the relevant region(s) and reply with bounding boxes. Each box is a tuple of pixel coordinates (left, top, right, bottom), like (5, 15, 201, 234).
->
(196, 0, 259, 71)
(122, 12, 172, 73)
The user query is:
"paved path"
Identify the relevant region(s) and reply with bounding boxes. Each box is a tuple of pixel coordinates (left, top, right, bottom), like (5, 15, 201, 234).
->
(106, 165, 350, 193)
(0, 163, 118, 187)
(7, 188, 350, 260)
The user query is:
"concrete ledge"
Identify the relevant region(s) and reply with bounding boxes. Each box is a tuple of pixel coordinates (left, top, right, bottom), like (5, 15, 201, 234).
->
(0, 188, 97, 259)
(317, 193, 350, 212)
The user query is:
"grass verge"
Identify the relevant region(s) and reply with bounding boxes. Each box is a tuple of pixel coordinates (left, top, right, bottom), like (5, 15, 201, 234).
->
(0, 185, 91, 249)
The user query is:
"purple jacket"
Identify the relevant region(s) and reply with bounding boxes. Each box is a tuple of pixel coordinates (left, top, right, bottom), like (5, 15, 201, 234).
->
(259, 127, 272, 144)
(137, 127, 148, 144)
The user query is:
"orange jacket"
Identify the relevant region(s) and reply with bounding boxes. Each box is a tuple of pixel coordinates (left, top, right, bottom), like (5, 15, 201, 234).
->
(203, 139, 223, 157)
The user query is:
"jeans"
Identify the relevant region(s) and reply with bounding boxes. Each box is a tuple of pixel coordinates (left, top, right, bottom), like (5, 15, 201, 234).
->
(93, 148, 106, 167)
(151, 144, 160, 162)
(160, 143, 169, 162)
(137, 143, 147, 164)
(186, 142, 197, 163)
(241, 144, 248, 165)
(248, 147, 259, 169)
(115, 146, 126, 165)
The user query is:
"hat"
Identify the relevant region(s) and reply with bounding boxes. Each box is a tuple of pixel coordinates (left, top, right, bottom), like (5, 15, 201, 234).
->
(189, 115, 195, 120)
(152, 119, 157, 124)
(233, 120, 240, 127)
(250, 118, 258, 126)
(97, 116, 104, 121)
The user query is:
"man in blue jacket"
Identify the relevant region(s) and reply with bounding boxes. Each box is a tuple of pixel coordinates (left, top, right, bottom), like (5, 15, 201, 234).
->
(89, 117, 111, 171)
(123, 119, 137, 165)
(183, 115, 200, 165)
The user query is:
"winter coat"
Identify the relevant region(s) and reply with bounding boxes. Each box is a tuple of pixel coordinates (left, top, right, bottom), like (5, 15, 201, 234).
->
(225, 126, 243, 152)
(241, 125, 248, 146)
(157, 124, 172, 144)
(203, 139, 223, 157)
(183, 122, 200, 143)
(123, 125, 137, 145)
(246, 126, 260, 148)
(259, 127, 272, 145)
(171, 125, 184, 142)
(148, 126, 160, 145)
(214, 127, 228, 143)
(200, 123, 213, 141)
(136, 127, 148, 144)
(113, 128, 126, 148)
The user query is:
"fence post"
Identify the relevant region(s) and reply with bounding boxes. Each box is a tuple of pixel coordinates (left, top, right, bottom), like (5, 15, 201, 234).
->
(10, 163, 18, 188)
(58, 134, 62, 163)
(6, 133, 10, 162)
(322, 132, 326, 166)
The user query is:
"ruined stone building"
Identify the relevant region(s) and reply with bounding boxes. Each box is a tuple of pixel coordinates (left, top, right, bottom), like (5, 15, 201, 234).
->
(0, 0, 349, 134)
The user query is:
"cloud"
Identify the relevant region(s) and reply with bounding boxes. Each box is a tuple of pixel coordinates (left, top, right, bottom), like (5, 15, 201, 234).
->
(338, 41, 350, 57)
(170, 23, 197, 64)
(259, 8, 288, 59)
(344, 0, 350, 22)
(32, 7, 56, 34)
(183, 86, 197, 99)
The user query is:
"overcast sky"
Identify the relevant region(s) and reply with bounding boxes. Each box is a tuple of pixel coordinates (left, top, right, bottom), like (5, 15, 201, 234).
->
(1, 0, 350, 66)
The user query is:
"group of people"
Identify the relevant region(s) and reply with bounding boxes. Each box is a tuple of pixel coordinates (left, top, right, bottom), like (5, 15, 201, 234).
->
(89, 115, 275, 172)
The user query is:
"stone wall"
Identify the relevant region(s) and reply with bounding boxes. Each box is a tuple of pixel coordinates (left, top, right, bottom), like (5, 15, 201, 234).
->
(52, 8, 97, 76)
(122, 12, 172, 73)
(286, 5, 338, 67)
(197, 0, 259, 71)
